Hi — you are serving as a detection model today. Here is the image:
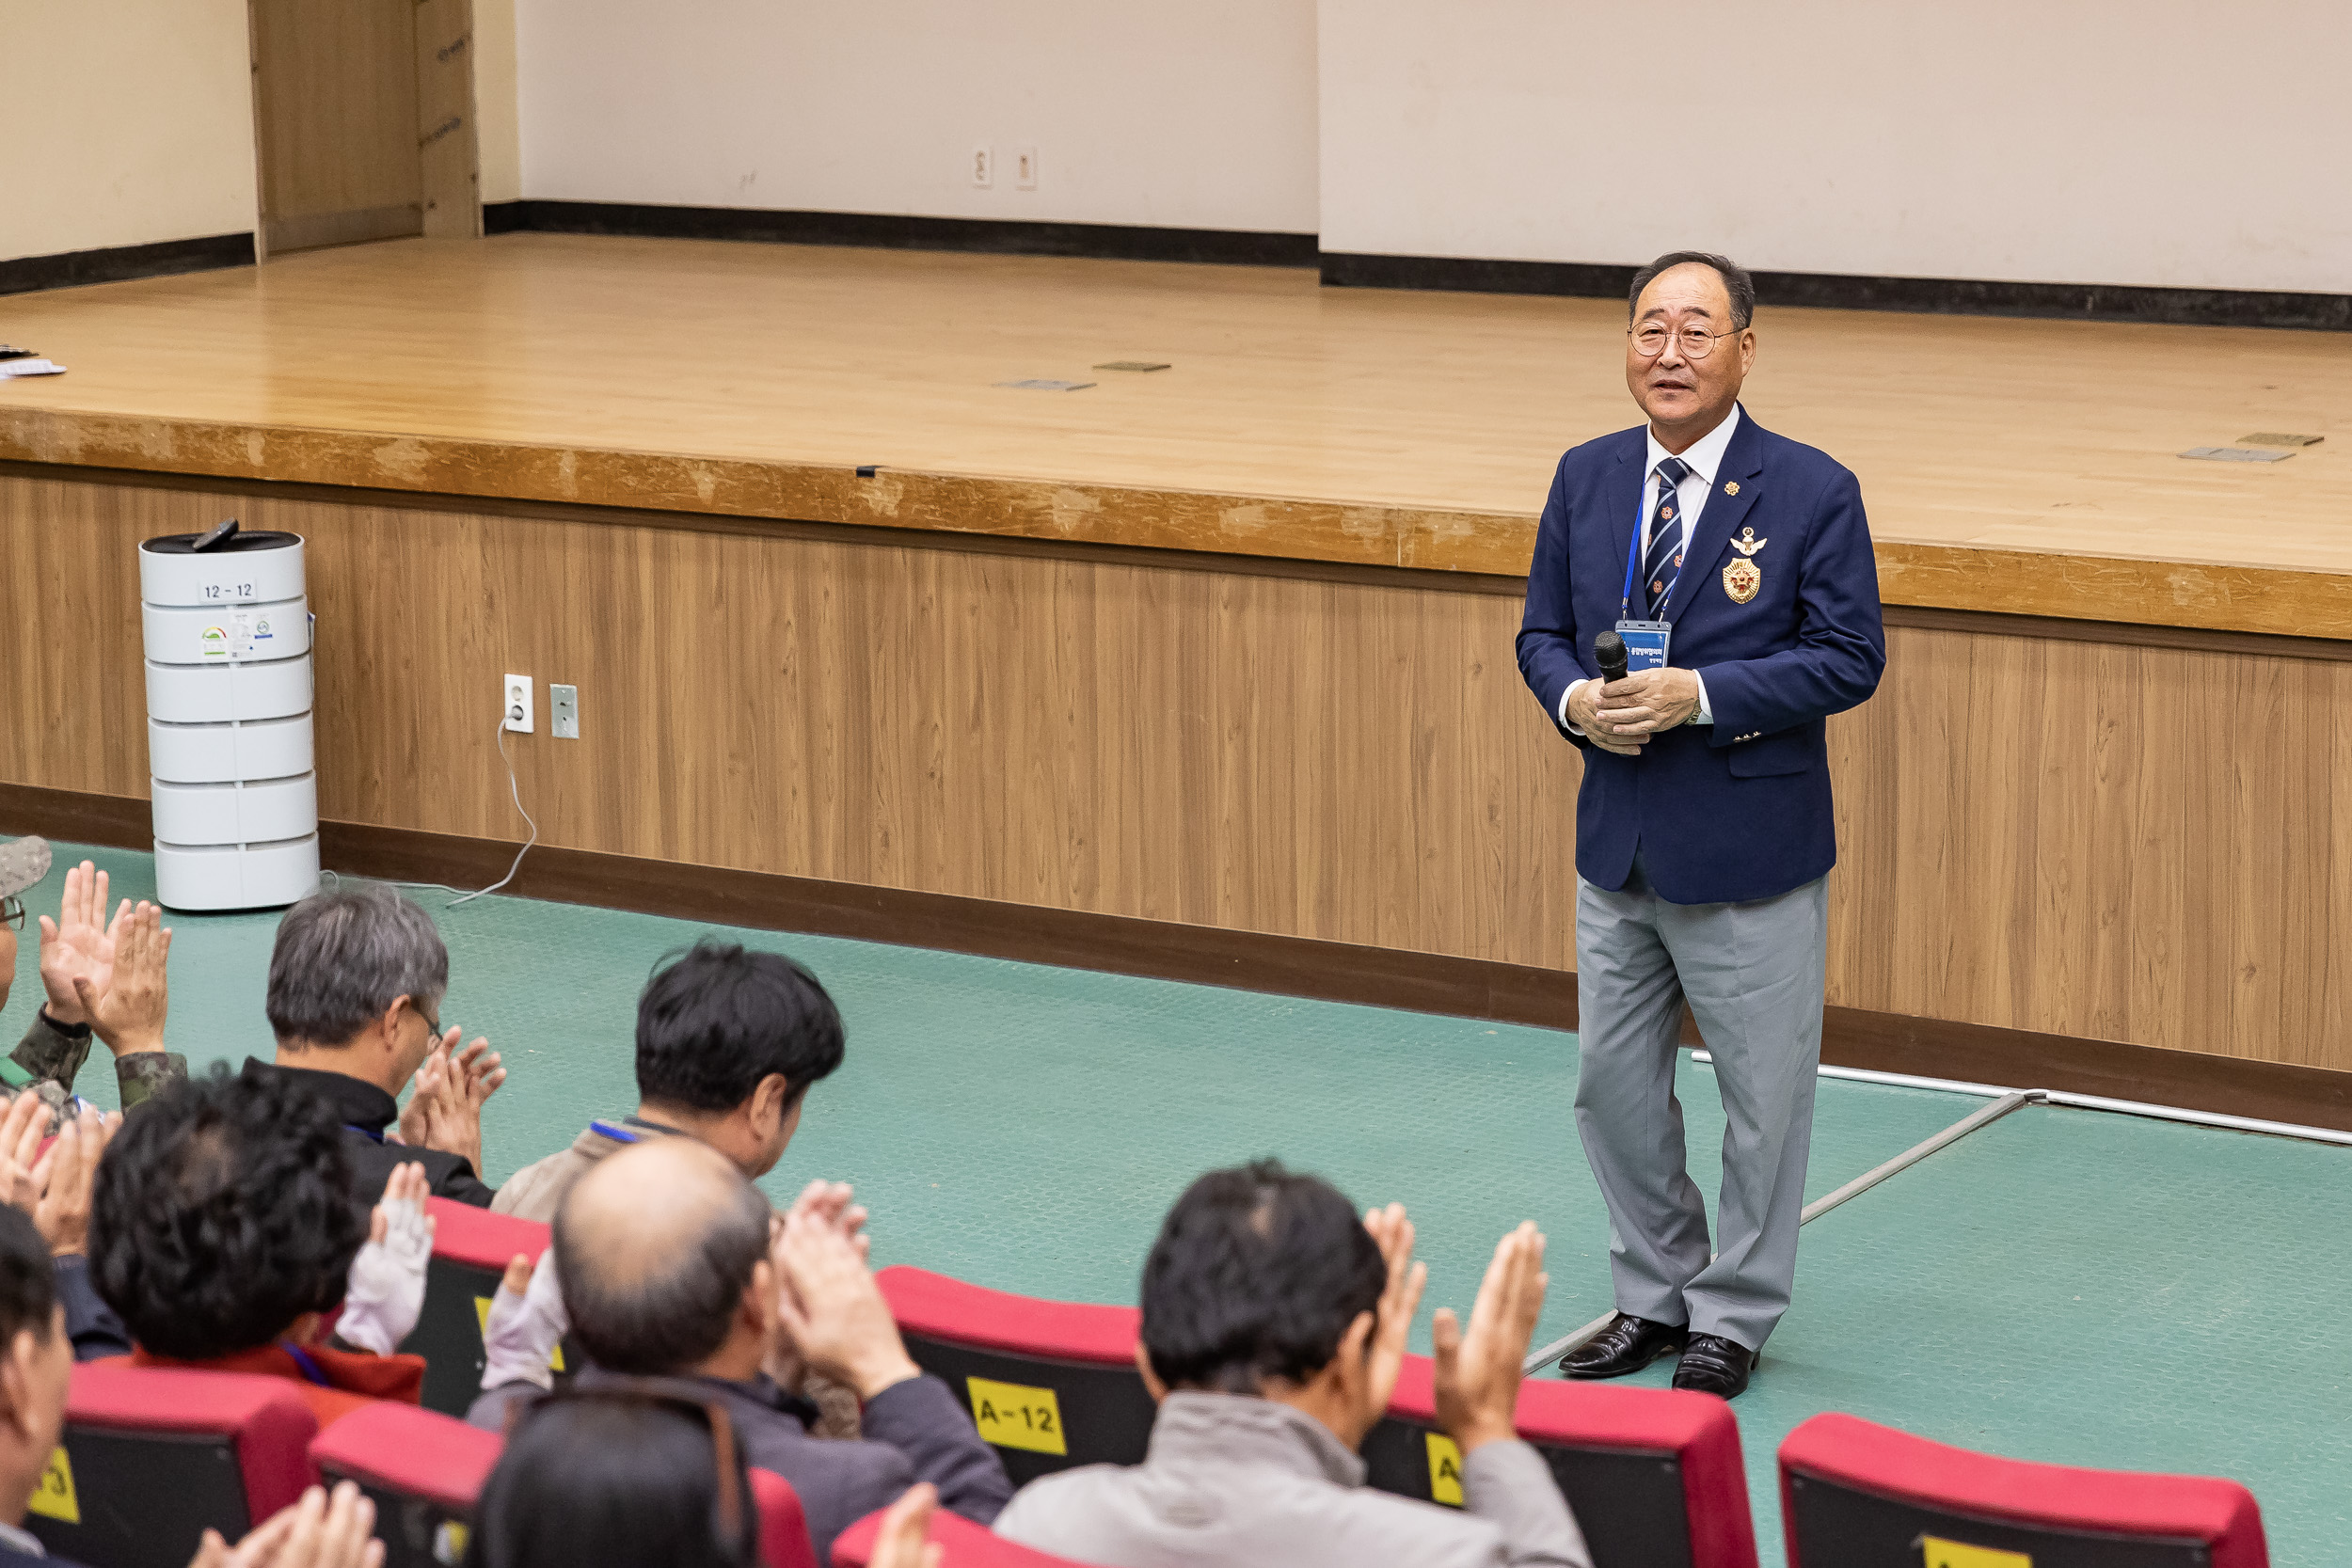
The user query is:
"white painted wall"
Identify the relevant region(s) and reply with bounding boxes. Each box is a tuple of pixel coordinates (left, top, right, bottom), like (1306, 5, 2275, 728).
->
(1318, 0, 2352, 294)
(1, 0, 257, 262)
(514, 0, 1320, 233)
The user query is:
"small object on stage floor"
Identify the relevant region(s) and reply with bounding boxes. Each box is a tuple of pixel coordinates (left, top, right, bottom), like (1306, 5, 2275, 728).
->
(1093, 360, 1171, 372)
(2179, 446, 2292, 462)
(2239, 432, 2323, 447)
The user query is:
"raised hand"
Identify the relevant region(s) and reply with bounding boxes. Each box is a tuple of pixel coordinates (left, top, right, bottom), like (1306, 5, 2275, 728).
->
(0, 1091, 51, 1212)
(1360, 1202, 1428, 1413)
(394, 1033, 455, 1149)
(787, 1178, 871, 1261)
(31, 1108, 121, 1257)
(187, 1481, 385, 1568)
(38, 862, 131, 1028)
(338, 1163, 435, 1355)
(72, 901, 170, 1057)
(481, 1249, 568, 1393)
(770, 1210, 922, 1400)
(1431, 1222, 1549, 1453)
(868, 1483, 944, 1568)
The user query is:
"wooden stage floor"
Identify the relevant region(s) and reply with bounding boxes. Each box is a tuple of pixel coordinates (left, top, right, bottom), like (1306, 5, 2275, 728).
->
(2, 234, 2346, 632)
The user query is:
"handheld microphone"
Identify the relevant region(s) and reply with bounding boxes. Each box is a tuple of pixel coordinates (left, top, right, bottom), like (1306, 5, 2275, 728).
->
(1595, 630, 1629, 685)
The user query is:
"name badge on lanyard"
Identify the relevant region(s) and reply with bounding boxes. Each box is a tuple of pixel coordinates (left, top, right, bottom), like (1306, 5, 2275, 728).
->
(1614, 513, 1675, 673)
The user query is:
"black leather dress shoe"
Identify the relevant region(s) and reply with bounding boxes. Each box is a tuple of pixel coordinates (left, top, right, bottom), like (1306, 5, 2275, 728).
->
(1559, 1314, 1688, 1379)
(1670, 1333, 1756, 1398)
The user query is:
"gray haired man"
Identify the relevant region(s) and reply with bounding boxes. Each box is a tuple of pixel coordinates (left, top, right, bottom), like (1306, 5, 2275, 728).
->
(248, 881, 508, 1207)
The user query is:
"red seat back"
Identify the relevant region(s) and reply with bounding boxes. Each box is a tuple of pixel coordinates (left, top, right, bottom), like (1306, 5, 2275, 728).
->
(876, 1265, 1756, 1568)
(831, 1503, 1098, 1566)
(411, 1197, 572, 1416)
(30, 1363, 318, 1568)
(1780, 1412, 2268, 1568)
(310, 1402, 502, 1568)
(753, 1465, 819, 1568)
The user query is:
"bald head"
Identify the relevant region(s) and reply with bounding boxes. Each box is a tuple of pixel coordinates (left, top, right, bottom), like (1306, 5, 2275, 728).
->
(554, 1137, 771, 1375)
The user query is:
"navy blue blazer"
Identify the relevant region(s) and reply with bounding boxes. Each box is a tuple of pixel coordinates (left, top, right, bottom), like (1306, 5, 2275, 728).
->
(1516, 408, 1884, 905)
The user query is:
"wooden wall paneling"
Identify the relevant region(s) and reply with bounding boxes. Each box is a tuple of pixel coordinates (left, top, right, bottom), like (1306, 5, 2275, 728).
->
(10, 470, 2352, 1075)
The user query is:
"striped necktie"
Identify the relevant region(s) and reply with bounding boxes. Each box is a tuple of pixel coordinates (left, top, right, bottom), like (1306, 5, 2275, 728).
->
(1644, 456, 1692, 617)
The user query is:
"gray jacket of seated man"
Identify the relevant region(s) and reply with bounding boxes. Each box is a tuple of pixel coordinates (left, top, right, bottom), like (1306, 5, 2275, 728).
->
(993, 1390, 1592, 1568)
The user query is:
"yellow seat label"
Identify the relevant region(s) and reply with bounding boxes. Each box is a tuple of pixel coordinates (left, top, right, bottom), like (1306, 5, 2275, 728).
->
(1922, 1538, 2031, 1568)
(28, 1446, 78, 1525)
(1425, 1432, 1465, 1507)
(474, 1295, 565, 1372)
(967, 1377, 1068, 1456)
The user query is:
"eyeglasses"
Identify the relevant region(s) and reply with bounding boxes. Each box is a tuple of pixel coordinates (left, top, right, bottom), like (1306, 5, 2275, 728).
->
(1629, 325, 1742, 360)
(505, 1380, 755, 1560)
(0, 896, 23, 932)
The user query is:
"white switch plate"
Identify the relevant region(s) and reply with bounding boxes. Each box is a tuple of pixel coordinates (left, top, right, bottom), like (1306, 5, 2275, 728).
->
(503, 673, 533, 734)
(550, 682, 579, 739)
(1013, 146, 1038, 190)
(971, 144, 993, 188)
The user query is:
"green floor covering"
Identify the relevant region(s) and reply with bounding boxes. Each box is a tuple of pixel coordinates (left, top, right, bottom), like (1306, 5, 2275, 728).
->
(6, 841, 2346, 1563)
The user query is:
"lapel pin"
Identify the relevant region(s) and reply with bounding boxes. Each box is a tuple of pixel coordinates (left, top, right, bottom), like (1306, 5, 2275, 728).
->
(1724, 482, 1740, 496)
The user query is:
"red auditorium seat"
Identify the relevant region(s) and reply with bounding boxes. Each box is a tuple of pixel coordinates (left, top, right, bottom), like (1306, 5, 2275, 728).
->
(1374, 1357, 1756, 1568)
(876, 1265, 1758, 1568)
(831, 1502, 1095, 1566)
(409, 1196, 575, 1416)
(876, 1266, 1153, 1487)
(311, 1405, 817, 1568)
(751, 1467, 821, 1568)
(27, 1363, 317, 1568)
(310, 1402, 501, 1568)
(1780, 1412, 2269, 1568)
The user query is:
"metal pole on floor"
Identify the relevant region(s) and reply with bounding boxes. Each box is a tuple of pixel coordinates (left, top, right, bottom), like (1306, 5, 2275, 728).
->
(1518, 1089, 2037, 1375)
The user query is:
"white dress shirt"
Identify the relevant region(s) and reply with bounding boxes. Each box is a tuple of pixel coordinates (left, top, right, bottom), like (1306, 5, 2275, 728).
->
(1561, 404, 1743, 732)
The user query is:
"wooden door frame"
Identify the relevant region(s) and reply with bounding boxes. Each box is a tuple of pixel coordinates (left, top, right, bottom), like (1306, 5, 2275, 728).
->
(246, 0, 482, 260)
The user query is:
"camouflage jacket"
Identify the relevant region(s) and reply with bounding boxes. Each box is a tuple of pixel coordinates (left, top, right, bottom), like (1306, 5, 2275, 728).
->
(2, 1010, 187, 1128)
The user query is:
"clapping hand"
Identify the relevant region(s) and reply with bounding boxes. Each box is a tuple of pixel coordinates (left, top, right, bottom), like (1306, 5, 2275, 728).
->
(786, 1178, 870, 1260)
(395, 1028, 502, 1170)
(1431, 1222, 1549, 1454)
(770, 1209, 922, 1401)
(337, 1163, 435, 1355)
(36, 862, 130, 1030)
(186, 1481, 384, 1568)
(31, 1108, 121, 1258)
(1360, 1203, 1429, 1416)
(71, 901, 171, 1058)
(867, 1483, 944, 1568)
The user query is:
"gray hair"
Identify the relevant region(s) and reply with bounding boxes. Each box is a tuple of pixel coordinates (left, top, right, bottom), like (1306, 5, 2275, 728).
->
(264, 881, 449, 1046)
(1628, 249, 1756, 330)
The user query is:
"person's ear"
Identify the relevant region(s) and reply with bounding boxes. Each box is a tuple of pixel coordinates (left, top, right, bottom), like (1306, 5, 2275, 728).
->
(752, 1075, 793, 1135)
(378, 995, 413, 1053)
(1131, 1341, 1168, 1403)
(0, 1328, 40, 1441)
(1336, 1310, 1376, 1396)
(745, 1259, 778, 1337)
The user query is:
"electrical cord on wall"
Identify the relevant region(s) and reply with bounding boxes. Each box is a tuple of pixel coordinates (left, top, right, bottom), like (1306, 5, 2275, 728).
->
(447, 711, 537, 905)
(344, 707, 539, 909)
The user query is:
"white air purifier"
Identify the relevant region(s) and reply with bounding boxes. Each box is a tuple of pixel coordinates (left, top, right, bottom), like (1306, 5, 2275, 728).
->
(139, 525, 321, 910)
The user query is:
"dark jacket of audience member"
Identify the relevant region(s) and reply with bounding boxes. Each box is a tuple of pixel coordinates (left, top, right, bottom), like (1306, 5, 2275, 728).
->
(465, 1393, 763, 1568)
(494, 940, 843, 1222)
(993, 1163, 1590, 1568)
(86, 1066, 426, 1427)
(255, 883, 495, 1207)
(470, 1139, 1009, 1563)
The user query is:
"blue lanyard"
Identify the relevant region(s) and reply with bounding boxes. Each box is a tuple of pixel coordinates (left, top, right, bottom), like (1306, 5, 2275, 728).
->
(280, 1341, 331, 1386)
(589, 1119, 641, 1144)
(343, 1123, 385, 1145)
(1619, 499, 1647, 620)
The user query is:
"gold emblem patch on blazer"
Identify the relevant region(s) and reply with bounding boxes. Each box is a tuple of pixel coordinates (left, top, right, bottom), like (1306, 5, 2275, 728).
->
(1723, 557, 1761, 603)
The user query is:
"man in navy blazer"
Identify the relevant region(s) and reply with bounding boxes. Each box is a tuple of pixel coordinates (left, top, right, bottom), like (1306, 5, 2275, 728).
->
(1516, 251, 1883, 1398)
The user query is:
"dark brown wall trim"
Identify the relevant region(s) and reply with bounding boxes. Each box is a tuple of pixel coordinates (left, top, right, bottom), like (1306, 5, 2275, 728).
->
(484, 201, 1319, 271)
(1319, 252, 2352, 333)
(0, 233, 257, 298)
(7, 784, 2346, 1132)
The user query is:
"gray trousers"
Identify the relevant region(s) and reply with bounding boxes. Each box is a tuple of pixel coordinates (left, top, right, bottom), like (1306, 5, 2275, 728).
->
(1573, 854, 1828, 1352)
